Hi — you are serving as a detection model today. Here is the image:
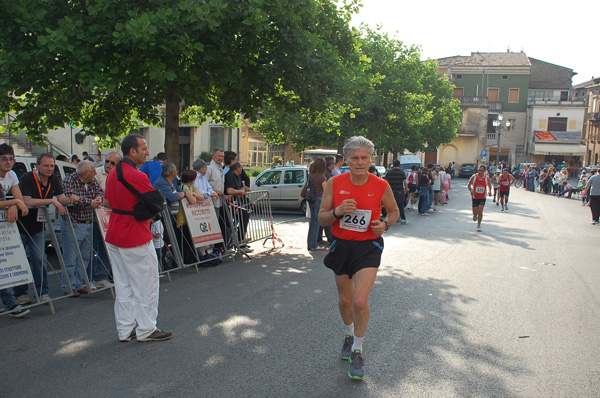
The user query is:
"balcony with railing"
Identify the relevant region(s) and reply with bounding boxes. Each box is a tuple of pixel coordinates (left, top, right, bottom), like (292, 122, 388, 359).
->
(454, 96, 503, 111)
(458, 126, 480, 137)
(527, 98, 586, 107)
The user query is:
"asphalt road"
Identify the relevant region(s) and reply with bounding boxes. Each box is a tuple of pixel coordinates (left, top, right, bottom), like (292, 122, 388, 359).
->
(1, 178, 599, 397)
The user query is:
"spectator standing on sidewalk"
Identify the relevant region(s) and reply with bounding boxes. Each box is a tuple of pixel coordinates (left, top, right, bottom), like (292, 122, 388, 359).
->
(140, 152, 168, 185)
(0, 143, 31, 317)
(61, 160, 103, 296)
(15, 153, 75, 305)
(584, 170, 600, 225)
(385, 159, 408, 224)
(103, 134, 172, 342)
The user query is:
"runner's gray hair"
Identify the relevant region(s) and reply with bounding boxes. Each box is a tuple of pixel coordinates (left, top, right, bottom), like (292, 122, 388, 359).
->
(76, 160, 95, 175)
(343, 136, 374, 158)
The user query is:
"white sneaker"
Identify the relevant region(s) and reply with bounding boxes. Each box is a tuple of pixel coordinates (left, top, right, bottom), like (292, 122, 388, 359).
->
(477, 225, 482, 232)
(90, 282, 97, 291)
(17, 295, 32, 305)
(40, 294, 51, 302)
(94, 280, 114, 289)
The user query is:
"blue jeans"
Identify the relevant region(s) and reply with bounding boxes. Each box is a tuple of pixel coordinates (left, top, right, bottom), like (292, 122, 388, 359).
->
(307, 197, 322, 249)
(0, 288, 17, 310)
(61, 218, 93, 291)
(92, 220, 112, 281)
(393, 192, 406, 221)
(418, 187, 431, 214)
(14, 230, 48, 297)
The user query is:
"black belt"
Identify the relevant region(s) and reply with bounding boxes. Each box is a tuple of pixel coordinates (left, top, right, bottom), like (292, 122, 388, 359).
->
(73, 220, 93, 224)
(111, 208, 134, 216)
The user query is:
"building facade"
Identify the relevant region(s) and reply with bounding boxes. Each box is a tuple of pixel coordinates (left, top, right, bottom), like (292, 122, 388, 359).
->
(573, 77, 600, 166)
(526, 58, 586, 167)
(437, 52, 585, 170)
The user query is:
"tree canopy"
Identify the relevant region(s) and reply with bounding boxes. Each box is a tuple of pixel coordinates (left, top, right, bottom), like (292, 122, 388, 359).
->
(0, 0, 360, 163)
(256, 27, 462, 157)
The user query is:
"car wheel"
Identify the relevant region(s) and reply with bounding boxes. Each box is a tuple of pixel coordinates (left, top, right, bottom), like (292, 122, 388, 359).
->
(300, 199, 307, 214)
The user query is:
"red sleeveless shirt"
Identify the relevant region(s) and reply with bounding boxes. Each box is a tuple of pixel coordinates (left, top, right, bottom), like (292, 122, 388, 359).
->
(331, 173, 389, 241)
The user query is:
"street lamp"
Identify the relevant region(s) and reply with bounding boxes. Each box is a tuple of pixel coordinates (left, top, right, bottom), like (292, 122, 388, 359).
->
(492, 115, 510, 165)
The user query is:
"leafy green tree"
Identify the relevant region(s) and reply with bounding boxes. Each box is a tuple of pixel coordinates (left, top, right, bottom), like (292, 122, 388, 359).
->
(0, 0, 360, 165)
(256, 26, 462, 160)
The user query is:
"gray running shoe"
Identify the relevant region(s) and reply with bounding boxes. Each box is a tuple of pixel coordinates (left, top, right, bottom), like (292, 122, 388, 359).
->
(340, 335, 353, 360)
(504, 205, 509, 211)
(477, 225, 482, 232)
(348, 349, 365, 380)
(473, 214, 477, 222)
(8, 304, 30, 318)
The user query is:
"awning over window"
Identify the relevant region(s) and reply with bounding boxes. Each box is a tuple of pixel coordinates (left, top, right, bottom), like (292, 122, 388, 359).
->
(531, 143, 586, 155)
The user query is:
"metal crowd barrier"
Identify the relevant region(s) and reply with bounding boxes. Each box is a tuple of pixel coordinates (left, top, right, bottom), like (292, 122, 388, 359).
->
(0, 205, 114, 316)
(1, 191, 278, 316)
(157, 198, 236, 281)
(223, 190, 279, 257)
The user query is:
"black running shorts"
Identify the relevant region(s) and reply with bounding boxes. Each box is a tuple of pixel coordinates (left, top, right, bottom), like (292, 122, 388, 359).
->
(499, 190, 510, 198)
(324, 236, 384, 278)
(472, 198, 486, 207)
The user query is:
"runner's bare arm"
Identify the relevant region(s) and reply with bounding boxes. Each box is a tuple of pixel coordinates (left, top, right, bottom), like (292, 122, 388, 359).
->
(371, 185, 399, 236)
(467, 175, 475, 193)
(318, 179, 357, 226)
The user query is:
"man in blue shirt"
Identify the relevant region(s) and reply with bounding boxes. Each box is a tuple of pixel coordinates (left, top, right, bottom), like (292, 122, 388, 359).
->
(141, 152, 168, 185)
(152, 161, 183, 212)
(192, 159, 219, 202)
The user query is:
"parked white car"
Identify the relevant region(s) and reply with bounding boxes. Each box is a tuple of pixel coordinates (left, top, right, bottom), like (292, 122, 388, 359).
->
(250, 166, 308, 212)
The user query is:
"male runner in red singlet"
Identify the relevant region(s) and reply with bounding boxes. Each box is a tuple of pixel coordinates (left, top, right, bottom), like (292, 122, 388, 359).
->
(498, 168, 515, 211)
(319, 136, 399, 380)
(467, 165, 492, 232)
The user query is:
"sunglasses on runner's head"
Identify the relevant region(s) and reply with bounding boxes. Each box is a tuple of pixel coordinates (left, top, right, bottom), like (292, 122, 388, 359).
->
(107, 160, 117, 165)
(0, 156, 16, 162)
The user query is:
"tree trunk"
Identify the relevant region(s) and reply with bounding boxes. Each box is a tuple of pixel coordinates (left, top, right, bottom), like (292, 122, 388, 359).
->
(165, 81, 180, 168)
(337, 136, 344, 157)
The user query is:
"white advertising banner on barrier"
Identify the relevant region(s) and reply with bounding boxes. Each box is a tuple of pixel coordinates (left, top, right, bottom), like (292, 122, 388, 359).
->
(95, 207, 111, 238)
(181, 199, 223, 247)
(0, 210, 34, 290)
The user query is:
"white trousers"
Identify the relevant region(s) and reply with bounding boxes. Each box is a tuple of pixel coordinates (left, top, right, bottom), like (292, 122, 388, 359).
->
(106, 241, 159, 340)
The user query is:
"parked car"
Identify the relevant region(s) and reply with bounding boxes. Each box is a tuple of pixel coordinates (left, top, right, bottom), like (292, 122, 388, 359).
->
(458, 163, 476, 178)
(250, 166, 308, 212)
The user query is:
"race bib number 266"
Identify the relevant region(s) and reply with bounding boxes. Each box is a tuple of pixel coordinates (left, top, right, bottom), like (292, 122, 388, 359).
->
(340, 209, 372, 233)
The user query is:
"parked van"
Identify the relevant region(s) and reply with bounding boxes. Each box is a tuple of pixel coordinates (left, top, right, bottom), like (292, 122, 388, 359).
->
(398, 154, 423, 174)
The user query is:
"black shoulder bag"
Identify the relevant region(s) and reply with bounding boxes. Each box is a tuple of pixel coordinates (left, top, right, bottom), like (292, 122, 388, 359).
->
(113, 159, 166, 221)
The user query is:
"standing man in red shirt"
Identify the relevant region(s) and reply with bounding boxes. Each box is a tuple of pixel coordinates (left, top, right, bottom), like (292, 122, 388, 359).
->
(318, 136, 399, 380)
(103, 134, 171, 342)
(467, 165, 493, 232)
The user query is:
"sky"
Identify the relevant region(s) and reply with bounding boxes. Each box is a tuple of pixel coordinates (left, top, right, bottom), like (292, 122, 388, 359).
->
(350, 0, 596, 85)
